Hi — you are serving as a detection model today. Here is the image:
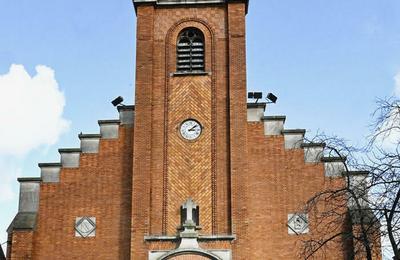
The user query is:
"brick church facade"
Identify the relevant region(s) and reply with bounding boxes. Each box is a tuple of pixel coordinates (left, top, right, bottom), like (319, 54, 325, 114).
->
(7, 1, 381, 259)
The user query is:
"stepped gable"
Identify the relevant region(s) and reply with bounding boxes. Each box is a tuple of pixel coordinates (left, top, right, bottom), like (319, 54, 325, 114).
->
(7, 0, 381, 257)
(7, 105, 135, 259)
(245, 103, 359, 258)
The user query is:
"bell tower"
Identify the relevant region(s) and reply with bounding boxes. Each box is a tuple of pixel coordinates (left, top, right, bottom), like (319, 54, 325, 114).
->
(131, 0, 250, 258)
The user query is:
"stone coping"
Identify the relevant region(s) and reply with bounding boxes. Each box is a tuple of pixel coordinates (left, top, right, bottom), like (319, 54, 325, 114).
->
(98, 119, 121, 125)
(133, 0, 249, 14)
(58, 148, 81, 153)
(262, 115, 286, 122)
(301, 142, 326, 148)
(346, 171, 369, 176)
(79, 133, 102, 139)
(117, 105, 135, 111)
(38, 163, 62, 167)
(282, 129, 306, 134)
(17, 177, 42, 183)
(247, 102, 266, 109)
(321, 156, 347, 162)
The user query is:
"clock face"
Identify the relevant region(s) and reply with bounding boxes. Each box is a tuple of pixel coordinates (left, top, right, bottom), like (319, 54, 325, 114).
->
(180, 119, 202, 140)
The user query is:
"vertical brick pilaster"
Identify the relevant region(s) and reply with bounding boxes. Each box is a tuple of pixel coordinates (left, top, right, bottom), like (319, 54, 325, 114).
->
(131, 5, 155, 259)
(227, 2, 249, 258)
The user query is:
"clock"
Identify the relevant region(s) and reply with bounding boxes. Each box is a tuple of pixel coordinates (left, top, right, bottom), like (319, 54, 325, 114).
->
(180, 119, 202, 140)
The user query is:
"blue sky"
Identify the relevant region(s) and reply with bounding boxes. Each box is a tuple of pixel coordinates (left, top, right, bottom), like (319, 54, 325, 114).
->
(0, 0, 399, 258)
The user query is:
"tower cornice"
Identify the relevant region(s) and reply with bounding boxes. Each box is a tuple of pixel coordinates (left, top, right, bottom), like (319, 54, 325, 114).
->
(132, 0, 249, 14)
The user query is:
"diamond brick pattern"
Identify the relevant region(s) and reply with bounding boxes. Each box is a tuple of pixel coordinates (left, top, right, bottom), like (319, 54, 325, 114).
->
(167, 75, 213, 234)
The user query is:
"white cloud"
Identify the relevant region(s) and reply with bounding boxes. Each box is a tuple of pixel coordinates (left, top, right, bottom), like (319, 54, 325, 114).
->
(0, 64, 70, 156)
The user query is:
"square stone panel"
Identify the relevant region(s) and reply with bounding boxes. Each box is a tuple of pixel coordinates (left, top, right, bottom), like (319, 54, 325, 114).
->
(75, 217, 96, 238)
(288, 213, 309, 235)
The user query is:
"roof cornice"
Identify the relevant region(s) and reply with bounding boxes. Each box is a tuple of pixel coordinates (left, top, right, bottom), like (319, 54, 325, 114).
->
(132, 0, 249, 14)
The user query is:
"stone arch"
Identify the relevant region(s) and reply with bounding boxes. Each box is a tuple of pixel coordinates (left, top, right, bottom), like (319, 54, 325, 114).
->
(159, 249, 222, 260)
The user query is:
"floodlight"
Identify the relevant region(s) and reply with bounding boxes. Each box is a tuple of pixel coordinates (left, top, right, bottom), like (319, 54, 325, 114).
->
(248, 92, 263, 103)
(266, 93, 278, 103)
(254, 92, 262, 99)
(111, 96, 124, 107)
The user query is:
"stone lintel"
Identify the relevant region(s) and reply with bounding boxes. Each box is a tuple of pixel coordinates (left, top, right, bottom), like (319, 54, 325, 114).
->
(144, 234, 236, 241)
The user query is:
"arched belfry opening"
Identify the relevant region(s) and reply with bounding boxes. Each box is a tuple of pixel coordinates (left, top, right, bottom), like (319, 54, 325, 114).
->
(177, 28, 205, 73)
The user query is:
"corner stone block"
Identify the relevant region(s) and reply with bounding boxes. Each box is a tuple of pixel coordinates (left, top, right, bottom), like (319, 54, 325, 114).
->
(283, 129, 306, 149)
(98, 120, 120, 139)
(38, 163, 61, 183)
(302, 143, 325, 163)
(247, 103, 266, 122)
(79, 134, 101, 153)
(59, 148, 81, 168)
(322, 157, 346, 177)
(117, 105, 135, 125)
(17, 178, 41, 212)
(263, 116, 286, 135)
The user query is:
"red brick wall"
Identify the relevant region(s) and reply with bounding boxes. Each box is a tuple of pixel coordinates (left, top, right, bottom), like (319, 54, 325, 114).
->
(131, 5, 155, 259)
(8, 1, 382, 259)
(149, 5, 232, 237)
(9, 231, 34, 260)
(132, 3, 234, 257)
(245, 122, 352, 259)
(29, 126, 133, 259)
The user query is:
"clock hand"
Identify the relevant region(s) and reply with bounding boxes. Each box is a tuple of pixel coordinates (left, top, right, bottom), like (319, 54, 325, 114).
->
(188, 125, 197, 131)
